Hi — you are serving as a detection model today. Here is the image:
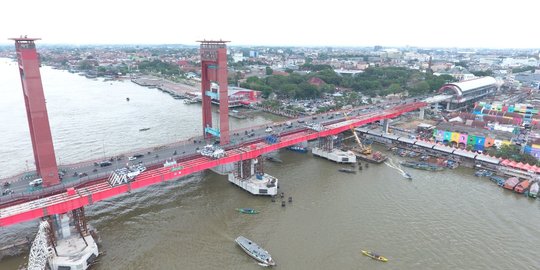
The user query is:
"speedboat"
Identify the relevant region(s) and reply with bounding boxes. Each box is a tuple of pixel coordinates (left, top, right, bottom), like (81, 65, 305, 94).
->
(361, 250, 388, 262)
(235, 236, 275, 266)
(402, 172, 412, 180)
(236, 208, 259, 214)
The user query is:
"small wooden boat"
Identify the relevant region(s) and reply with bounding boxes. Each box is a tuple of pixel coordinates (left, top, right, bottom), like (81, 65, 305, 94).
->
(361, 250, 388, 262)
(236, 208, 259, 214)
(338, 168, 356, 174)
(235, 236, 275, 266)
(139, 128, 150, 132)
(265, 156, 283, 163)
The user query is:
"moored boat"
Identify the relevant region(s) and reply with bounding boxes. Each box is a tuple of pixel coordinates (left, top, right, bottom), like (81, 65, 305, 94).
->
(361, 250, 388, 262)
(235, 236, 275, 266)
(265, 156, 283, 163)
(503, 177, 520, 190)
(489, 175, 506, 186)
(287, 145, 308, 153)
(475, 169, 493, 177)
(514, 179, 530, 194)
(528, 181, 539, 198)
(236, 208, 259, 214)
(400, 161, 444, 171)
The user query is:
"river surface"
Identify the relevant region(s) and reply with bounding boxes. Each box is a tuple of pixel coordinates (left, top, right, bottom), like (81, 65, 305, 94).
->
(0, 58, 539, 270)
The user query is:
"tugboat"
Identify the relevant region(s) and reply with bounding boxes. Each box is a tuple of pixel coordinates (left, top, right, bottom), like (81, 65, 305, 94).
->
(235, 236, 276, 266)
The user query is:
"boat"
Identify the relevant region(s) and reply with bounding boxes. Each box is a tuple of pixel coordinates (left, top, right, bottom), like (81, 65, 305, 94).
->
(361, 250, 388, 262)
(514, 179, 530, 194)
(402, 172, 412, 180)
(400, 161, 444, 171)
(489, 175, 506, 186)
(236, 208, 259, 214)
(475, 169, 493, 177)
(503, 177, 520, 190)
(139, 128, 150, 132)
(338, 168, 356, 174)
(287, 145, 308, 153)
(265, 156, 283, 163)
(235, 236, 275, 266)
(528, 181, 539, 198)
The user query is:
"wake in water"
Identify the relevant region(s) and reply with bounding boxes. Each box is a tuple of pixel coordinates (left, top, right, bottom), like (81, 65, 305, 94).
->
(385, 158, 412, 179)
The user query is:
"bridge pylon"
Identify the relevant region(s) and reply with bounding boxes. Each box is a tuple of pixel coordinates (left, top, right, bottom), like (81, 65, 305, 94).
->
(198, 40, 230, 145)
(10, 37, 60, 187)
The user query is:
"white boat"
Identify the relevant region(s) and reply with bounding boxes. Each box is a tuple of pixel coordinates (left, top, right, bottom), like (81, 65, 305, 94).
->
(312, 147, 356, 163)
(529, 181, 539, 198)
(235, 236, 275, 266)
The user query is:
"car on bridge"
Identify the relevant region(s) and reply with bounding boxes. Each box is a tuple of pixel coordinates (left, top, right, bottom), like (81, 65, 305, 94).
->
(29, 178, 43, 186)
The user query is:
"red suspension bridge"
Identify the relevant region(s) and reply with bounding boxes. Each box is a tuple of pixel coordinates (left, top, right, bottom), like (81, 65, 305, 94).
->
(0, 38, 427, 227)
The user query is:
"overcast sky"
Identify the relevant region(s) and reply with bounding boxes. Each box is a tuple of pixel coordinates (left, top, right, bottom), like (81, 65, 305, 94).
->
(1, 0, 538, 48)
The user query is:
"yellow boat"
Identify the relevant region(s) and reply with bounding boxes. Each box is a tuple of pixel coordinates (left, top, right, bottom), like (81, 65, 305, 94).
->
(361, 250, 388, 262)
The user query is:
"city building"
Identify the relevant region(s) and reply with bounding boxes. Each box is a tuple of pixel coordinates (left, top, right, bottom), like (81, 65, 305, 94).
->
(438, 76, 498, 111)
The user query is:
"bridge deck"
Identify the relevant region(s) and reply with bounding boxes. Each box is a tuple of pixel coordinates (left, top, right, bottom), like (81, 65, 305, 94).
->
(0, 102, 426, 226)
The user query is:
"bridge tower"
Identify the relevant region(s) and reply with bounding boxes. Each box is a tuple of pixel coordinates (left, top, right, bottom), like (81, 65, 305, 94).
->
(10, 37, 60, 187)
(198, 40, 230, 145)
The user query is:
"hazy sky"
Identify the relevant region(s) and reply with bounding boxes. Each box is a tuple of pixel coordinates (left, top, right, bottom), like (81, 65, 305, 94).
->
(1, 0, 538, 48)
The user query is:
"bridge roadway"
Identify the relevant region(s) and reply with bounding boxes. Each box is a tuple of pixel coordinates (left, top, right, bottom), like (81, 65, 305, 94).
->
(0, 102, 426, 226)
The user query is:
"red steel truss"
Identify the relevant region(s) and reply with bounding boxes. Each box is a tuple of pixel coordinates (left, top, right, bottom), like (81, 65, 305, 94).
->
(0, 102, 426, 226)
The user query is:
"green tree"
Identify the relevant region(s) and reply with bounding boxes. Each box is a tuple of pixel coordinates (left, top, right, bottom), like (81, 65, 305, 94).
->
(265, 66, 273, 75)
(409, 81, 430, 96)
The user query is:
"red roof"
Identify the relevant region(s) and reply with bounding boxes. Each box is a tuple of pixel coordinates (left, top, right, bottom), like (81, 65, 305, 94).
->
(308, 77, 325, 87)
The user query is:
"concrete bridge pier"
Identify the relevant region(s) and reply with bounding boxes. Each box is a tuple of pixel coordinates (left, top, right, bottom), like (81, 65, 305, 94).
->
(382, 119, 390, 134)
(419, 107, 425, 120)
(228, 156, 277, 196)
(28, 207, 99, 270)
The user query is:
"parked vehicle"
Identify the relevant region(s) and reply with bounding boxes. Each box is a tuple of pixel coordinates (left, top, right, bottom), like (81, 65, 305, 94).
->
(29, 178, 43, 186)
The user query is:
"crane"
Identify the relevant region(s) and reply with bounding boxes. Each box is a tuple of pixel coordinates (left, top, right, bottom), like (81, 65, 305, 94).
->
(343, 111, 371, 155)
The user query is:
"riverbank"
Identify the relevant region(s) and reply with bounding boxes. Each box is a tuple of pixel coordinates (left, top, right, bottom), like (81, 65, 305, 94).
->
(131, 75, 200, 99)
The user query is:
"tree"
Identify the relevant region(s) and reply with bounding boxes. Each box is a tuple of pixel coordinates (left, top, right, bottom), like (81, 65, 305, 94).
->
(409, 81, 430, 96)
(265, 66, 273, 75)
(471, 70, 493, 77)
